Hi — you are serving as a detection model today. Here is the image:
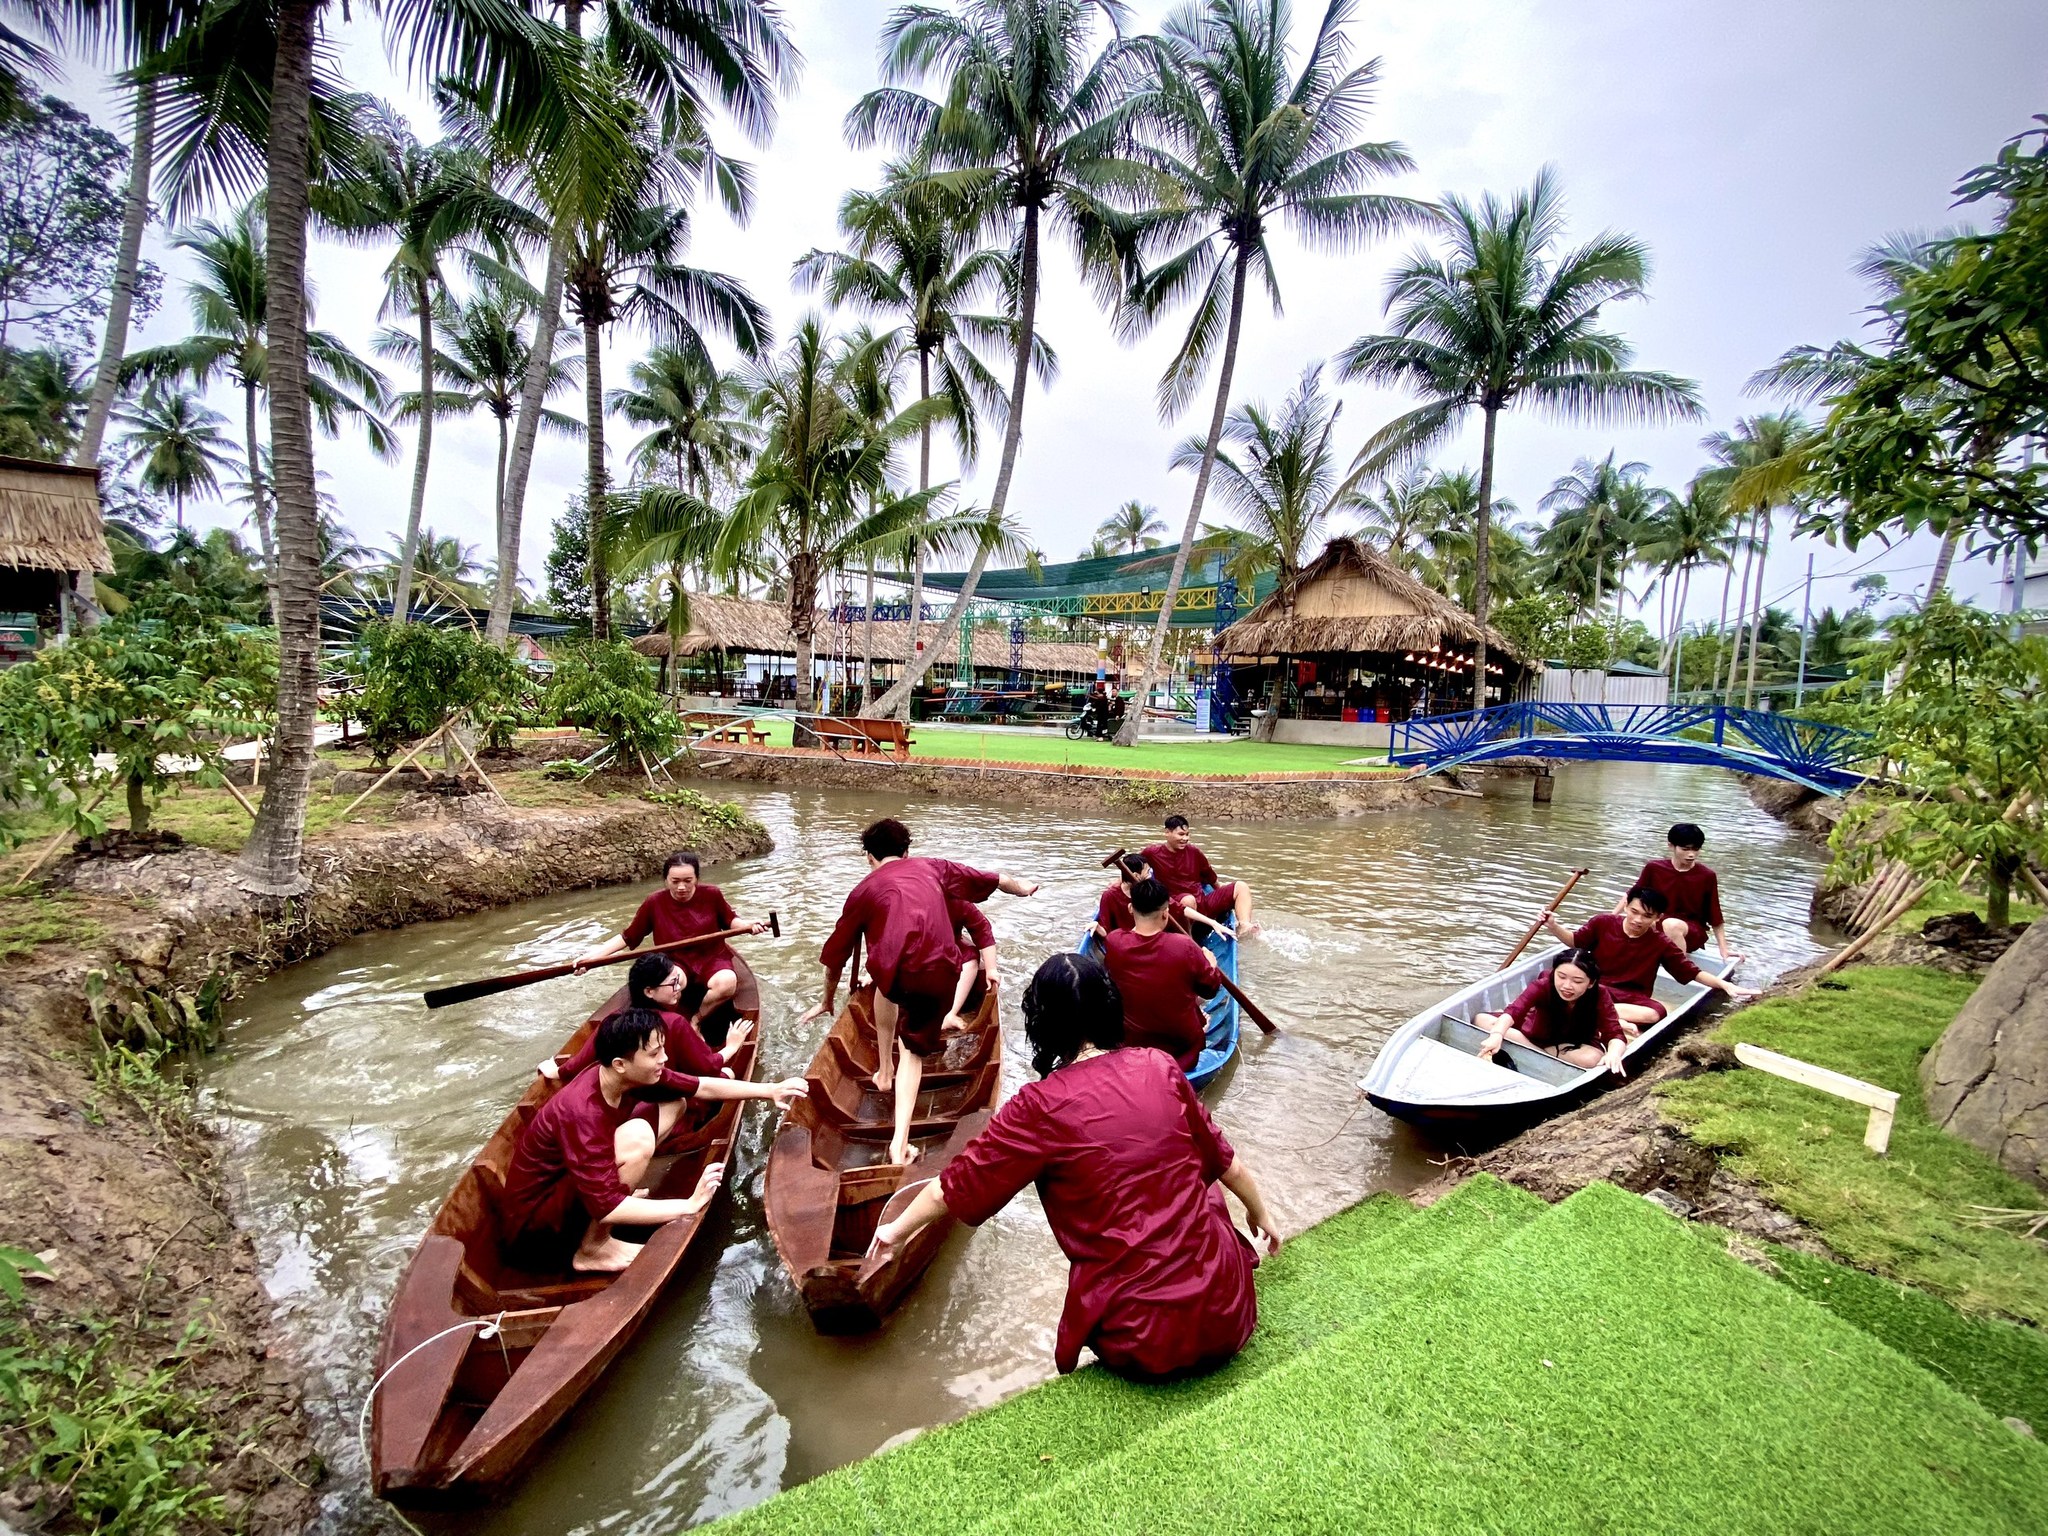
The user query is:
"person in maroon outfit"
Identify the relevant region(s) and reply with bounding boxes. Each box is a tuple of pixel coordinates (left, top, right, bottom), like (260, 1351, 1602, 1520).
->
(870, 953, 1280, 1380)
(539, 954, 747, 1087)
(576, 852, 768, 1031)
(1100, 879, 1221, 1070)
(1617, 822, 1743, 960)
(1142, 814, 1258, 934)
(804, 818, 1039, 1167)
(1473, 948, 1631, 1075)
(499, 1009, 806, 1273)
(1090, 852, 1151, 940)
(1541, 886, 1756, 1028)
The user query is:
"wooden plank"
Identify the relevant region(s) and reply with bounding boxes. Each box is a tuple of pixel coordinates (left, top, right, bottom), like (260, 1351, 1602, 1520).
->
(1734, 1042, 1900, 1155)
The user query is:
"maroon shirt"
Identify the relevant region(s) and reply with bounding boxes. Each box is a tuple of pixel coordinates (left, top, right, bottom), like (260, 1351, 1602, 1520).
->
(1142, 841, 1220, 902)
(1569, 912, 1701, 996)
(820, 857, 999, 997)
(1635, 858, 1724, 930)
(941, 1047, 1256, 1377)
(623, 882, 739, 982)
(1100, 927, 1219, 1069)
(556, 1005, 726, 1082)
(950, 895, 994, 953)
(1503, 974, 1628, 1049)
(501, 1062, 701, 1233)
(1095, 881, 1137, 934)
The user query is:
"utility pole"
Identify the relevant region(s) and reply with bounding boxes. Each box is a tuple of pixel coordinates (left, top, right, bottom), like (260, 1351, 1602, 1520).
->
(1793, 553, 1815, 710)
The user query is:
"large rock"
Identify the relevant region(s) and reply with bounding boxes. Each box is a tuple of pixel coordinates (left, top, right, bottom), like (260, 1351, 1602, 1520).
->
(1920, 917, 2048, 1190)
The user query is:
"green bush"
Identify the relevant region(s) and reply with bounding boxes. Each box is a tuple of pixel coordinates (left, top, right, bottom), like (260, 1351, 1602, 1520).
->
(543, 639, 679, 765)
(644, 785, 752, 831)
(350, 620, 532, 763)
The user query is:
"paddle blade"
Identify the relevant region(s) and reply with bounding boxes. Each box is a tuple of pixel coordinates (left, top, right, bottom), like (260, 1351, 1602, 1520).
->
(423, 974, 529, 1010)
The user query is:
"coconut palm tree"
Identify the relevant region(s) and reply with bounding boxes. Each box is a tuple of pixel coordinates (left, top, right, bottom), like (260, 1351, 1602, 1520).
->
(848, 0, 1152, 721)
(1097, 499, 1167, 554)
(1406, 468, 1531, 610)
(1537, 454, 1654, 629)
(0, 344, 91, 457)
(1113, 0, 1432, 742)
(1339, 168, 1703, 699)
(1633, 472, 1733, 681)
(1706, 413, 1807, 706)
(76, 77, 155, 467)
(369, 525, 489, 613)
(611, 344, 756, 496)
(1351, 465, 1437, 569)
(112, 384, 239, 527)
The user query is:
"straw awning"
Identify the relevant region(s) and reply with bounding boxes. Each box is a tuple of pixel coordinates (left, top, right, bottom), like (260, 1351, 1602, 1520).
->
(0, 455, 110, 573)
(1213, 537, 1522, 662)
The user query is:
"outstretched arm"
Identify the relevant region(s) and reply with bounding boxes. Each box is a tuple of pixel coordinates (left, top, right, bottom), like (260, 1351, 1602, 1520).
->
(692, 1075, 808, 1106)
(997, 873, 1039, 897)
(575, 933, 633, 970)
(799, 961, 844, 1026)
(1219, 1157, 1280, 1255)
(868, 1177, 950, 1263)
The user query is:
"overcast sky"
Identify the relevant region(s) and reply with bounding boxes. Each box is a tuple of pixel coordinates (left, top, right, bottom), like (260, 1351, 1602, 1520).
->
(68, 0, 2048, 626)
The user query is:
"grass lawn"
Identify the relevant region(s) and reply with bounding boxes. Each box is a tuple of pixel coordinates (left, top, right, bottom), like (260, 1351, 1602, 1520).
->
(1660, 966, 2048, 1324)
(1895, 874, 2044, 931)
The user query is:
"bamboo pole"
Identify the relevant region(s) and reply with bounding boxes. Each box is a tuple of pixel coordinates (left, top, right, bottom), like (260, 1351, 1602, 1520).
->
(2022, 864, 2048, 911)
(444, 717, 506, 802)
(338, 724, 446, 820)
(1817, 858, 1976, 978)
(216, 772, 260, 820)
(8, 788, 110, 889)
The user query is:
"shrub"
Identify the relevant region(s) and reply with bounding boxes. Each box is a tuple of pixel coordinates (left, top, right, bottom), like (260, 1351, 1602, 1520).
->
(350, 621, 532, 763)
(543, 640, 679, 766)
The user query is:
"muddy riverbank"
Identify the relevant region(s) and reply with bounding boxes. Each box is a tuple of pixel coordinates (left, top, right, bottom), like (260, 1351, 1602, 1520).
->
(0, 789, 768, 1535)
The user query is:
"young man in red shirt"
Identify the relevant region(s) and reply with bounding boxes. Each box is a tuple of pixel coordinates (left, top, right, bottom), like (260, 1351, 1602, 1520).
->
(499, 1008, 806, 1274)
(1100, 878, 1222, 1070)
(1141, 814, 1257, 936)
(576, 851, 768, 1032)
(1617, 822, 1744, 961)
(1542, 885, 1757, 1029)
(1090, 852, 1152, 941)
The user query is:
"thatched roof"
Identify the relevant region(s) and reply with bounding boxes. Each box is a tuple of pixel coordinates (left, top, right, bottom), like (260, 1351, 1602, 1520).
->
(0, 455, 110, 573)
(632, 591, 1102, 673)
(1213, 537, 1523, 663)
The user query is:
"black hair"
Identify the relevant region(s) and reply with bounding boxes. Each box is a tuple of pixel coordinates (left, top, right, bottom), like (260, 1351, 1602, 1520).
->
(1116, 852, 1148, 883)
(628, 952, 683, 1007)
(663, 849, 702, 876)
(1128, 877, 1170, 916)
(593, 1007, 665, 1069)
(1022, 953, 1125, 1077)
(1624, 884, 1669, 914)
(1546, 949, 1604, 1025)
(1162, 813, 1191, 831)
(1551, 947, 1601, 983)
(861, 817, 912, 860)
(1667, 822, 1705, 851)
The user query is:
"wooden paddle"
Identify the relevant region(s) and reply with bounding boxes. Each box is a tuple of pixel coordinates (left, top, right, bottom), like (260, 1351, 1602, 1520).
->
(1100, 847, 1279, 1035)
(423, 913, 781, 1010)
(1500, 869, 1588, 970)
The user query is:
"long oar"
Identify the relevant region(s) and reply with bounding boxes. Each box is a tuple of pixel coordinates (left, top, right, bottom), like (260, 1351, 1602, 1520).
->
(1100, 848, 1279, 1035)
(423, 914, 781, 1010)
(1500, 869, 1588, 971)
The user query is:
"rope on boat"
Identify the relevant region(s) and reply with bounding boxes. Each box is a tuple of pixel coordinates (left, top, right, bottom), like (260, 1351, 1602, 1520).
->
(354, 1309, 508, 1518)
(1266, 1089, 1369, 1155)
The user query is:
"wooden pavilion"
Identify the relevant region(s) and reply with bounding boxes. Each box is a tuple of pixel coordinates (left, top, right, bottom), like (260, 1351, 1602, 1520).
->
(0, 455, 111, 657)
(1213, 537, 1529, 744)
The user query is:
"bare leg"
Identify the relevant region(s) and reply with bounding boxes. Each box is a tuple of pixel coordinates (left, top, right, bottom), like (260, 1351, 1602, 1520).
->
(1556, 1043, 1606, 1068)
(1659, 917, 1689, 951)
(871, 991, 899, 1092)
(1613, 1003, 1660, 1035)
(1233, 880, 1259, 936)
(693, 966, 738, 1025)
(573, 1106, 683, 1274)
(890, 1046, 925, 1167)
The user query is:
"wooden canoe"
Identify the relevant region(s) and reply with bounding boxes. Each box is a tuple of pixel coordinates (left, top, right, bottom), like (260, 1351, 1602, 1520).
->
(1358, 945, 1741, 1140)
(1077, 920, 1240, 1090)
(764, 980, 1001, 1335)
(370, 958, 760, 1506)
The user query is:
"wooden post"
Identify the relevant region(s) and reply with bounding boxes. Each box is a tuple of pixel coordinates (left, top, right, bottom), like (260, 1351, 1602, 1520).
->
(1734, 1042, 1900, 1155)
(338, 724, 445, 820)
(1532, 767, 1554, 804)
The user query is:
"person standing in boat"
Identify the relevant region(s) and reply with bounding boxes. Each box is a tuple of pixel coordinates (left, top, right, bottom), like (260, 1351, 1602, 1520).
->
(500, 1008, 806, 1274)
(1143, 815, 1258, 936)
(539, 953, 747, 1085)
(574, 852, 767, 1039)
(1539, 886, 1757, 1029)
(869, 953, 1280, 1381)
(803, 817, 1040, 1167)
(1099, 879, 1222, 1071)
(1473, 948, 1630, 1076)
(1090, 852, 1152, 940)
(1618, 822, 1745, 961)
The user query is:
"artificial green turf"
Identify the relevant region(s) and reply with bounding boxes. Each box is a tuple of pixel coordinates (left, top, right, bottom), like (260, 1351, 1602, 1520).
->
(711, 1178, 1543, 1536)
(1765, 1244, 2048, 1433)
(975, 1183, 2048, 1536)
(1658, 966, 2048, 1324)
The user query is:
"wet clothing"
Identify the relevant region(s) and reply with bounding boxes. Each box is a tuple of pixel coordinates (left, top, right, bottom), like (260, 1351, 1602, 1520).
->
(1100, 928, 1219, 1070)
(1635, 858, 1724, 952)
(556, 1005, 726, 1083)
(623, 882, 738, 983)
(500, 1063, 700, 1266)
(822, 858, 1000, 1057)
(950, 896, 995, 954)
(1569, 912, 1701, 1000)
(1096, 881, 1137, 935)
(1502, 974, 1629, 1049)
(940, 1047, 1256, 1379)
(1141, 842, 1237, 923)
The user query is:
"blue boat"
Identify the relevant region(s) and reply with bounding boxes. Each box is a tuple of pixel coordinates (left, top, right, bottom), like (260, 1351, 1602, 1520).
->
(1078, 915, 1241, 1090)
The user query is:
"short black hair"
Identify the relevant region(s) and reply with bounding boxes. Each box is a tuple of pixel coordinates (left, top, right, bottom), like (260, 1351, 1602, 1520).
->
(1667, 823, 1705, 851)
(1129, 877, 1170, 916)
(628, 952, 682, 1006)
(1624, 884, 1669, 914)
(663, 850, 702, 876)
(1162, 813, 1191, 831)
(1115, 852, 1149, 883)
(594, 1007, 665, 1069)
(1022, 952, 1124, 1077)
(861, 817, 912, 859)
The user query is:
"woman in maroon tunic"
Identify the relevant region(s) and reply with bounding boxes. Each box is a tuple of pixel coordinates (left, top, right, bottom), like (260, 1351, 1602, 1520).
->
(1472, 948, 1631, 1076)
(539, 953, 748, 1086)
(870, 953, 1281, 1381)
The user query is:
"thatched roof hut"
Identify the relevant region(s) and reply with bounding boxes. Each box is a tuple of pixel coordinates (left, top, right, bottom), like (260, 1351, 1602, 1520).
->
(631, 591, 1101, 674)
(1213, 537, 1521, 662)
(0, 455, 110, 576)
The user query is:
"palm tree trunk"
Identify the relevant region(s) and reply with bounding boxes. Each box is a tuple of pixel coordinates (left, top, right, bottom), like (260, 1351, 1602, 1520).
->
(1471, 405, 1500, 707)
(1723, 512, 1757, 699)
(1117, 250, 1250, 748)
(896, 343, 932, 709)
(493, 410, 510, 581)
(391, 274, 436, 624)
(1742, 509, 1773, 708)
(1926, 526, 1961, 599)
(489, 235, 568, 642)
(873, 203, 1042, 722)
(1712, 525, 1739, 696)
(238, 0, 323, 896)
(860, 558, 876, 710)
(75, 78, 156, 466)
(582, 315, 609, 639)
(243, 381, 278, 625)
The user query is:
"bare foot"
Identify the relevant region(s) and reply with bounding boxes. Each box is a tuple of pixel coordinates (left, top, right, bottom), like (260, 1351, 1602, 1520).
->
(571, 1232, 641, 1274)
(871, 1066, 892, 1093)
(889, 1141, 922, 1169)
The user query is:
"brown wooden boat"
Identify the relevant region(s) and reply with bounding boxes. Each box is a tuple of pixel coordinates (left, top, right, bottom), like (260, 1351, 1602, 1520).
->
(764, 979, 1001, 1334)
(370, 959, 759, 1506)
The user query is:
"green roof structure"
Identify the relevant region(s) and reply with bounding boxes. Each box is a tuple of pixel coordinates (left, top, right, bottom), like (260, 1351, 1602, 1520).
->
(915, 545, 1277, 628)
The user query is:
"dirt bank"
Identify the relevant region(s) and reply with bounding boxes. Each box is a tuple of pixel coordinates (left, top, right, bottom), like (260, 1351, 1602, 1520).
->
(0, 790, 769, 1535)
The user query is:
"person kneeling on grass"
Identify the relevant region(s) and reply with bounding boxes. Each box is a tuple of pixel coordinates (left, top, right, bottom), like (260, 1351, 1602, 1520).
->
(499, 1008, 806, 1274)
(870, 953, 1280, 1382)
(1473, 948, 1631, 1078)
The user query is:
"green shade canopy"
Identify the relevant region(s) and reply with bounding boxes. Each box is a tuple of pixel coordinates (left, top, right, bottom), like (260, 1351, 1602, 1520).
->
(912, 546, 1277, 628)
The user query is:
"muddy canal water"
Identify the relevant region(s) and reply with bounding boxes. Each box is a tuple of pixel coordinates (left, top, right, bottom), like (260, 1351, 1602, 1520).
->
(206, 763, 1829, 1535)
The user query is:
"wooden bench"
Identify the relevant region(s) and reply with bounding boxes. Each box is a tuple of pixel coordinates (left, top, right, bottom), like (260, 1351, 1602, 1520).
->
(682, 711, 769, 746)
(808, 716, 915, 756)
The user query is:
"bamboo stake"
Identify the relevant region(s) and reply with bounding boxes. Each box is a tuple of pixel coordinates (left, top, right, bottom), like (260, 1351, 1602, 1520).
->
(1848, 860, 1910, 935)
(2022, 865, 2048, 911)
(216, 773, 260, 821)
(9, 788, 110, 889)
(444, 719, 506, 803)
(1818, 857, 1977, 978)
(338, 725, 445, 820)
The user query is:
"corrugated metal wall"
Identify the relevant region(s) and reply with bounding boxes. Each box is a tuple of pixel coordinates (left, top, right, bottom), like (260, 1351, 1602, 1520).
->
(1536, 667, 1670, 706)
